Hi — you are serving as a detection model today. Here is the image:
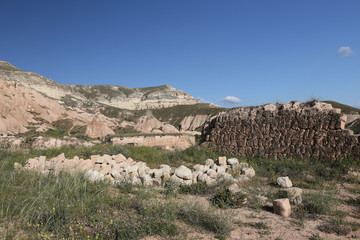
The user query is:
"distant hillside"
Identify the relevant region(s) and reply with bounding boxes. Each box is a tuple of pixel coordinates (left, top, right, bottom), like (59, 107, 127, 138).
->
(0, 61, 200, 110)
(324, 100, 360, 134)
(152, 103, 225, 127)
(324, 101, 360, 114)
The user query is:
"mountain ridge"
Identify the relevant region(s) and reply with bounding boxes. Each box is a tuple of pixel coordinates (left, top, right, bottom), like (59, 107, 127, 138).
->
(0, 61, 200, 110)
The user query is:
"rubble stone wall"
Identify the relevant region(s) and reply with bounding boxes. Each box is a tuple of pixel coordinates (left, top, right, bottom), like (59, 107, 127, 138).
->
(201, 101, 360, 160)
(111, 134, 195, 150)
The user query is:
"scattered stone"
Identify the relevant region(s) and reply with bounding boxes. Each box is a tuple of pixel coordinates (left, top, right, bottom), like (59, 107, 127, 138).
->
(217, 156, 227, 166)
(17, 152, 257, 188)
(205, 159, 214, 166)
(277, 177, 293, 188)
(152, 169, 163, 179)
(217, 166, 226, 174)
(193, 164, 205, 172)
(227, 158, 239, 165)
(14, 162, 22, 170)
(206, 177, 216, 186)
(242, 167, 255, 178)
(111, 170, 122, 180)
(279, 187, 303, 205)
(273, 198, 291, 217)
(175, 165, 192, 180)
(227, 183, 241, 193)
(206, 169, 217, 179)
(197, 173, 208, 183)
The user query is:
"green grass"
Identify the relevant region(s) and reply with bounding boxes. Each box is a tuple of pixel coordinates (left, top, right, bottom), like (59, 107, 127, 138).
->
(0, 61, 22, 71)
(125, 145, 221, 168)
(177, 202, 233, 235)
(0, 147, 234, 239)
(1, 143, 359, 238)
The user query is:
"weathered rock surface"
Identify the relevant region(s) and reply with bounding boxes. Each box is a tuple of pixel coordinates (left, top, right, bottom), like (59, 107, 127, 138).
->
(273, 198, 291, 217)
(86, 115, 115, 138)
(277, 177, 293, 188)
(0, 61, 199, 110)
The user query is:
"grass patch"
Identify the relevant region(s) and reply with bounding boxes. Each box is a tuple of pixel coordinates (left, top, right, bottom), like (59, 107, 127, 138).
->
(178, 201, 233, 235)
(125, 145, 221, 168)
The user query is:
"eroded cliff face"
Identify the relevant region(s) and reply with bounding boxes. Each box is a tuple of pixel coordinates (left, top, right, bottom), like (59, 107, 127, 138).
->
(0, 78, 115, 134)
(0, 61, 199, 110)
(201, 101, 360, 160)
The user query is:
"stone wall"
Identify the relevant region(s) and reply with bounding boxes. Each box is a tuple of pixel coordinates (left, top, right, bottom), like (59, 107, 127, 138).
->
(111, 134, 195, 150)
(201, 101, 360, 160)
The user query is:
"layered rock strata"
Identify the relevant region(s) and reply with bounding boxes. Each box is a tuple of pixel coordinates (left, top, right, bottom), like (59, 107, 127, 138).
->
(201, 101, 360, 160)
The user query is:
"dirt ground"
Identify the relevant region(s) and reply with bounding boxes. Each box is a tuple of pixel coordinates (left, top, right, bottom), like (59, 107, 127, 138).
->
(143, 182, 360, 240)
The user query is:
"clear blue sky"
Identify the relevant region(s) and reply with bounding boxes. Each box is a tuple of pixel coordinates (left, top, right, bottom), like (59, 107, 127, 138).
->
(1, 0, 359, 108)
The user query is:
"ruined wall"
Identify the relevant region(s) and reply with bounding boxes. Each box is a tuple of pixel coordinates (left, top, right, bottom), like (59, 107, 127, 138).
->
(111, 134, 195, 150)
(201, 101, 360, 160)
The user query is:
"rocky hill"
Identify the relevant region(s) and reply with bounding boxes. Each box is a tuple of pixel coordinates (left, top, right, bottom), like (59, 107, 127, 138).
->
(0, 61, 199, 110)
(0, 61, 222, 139)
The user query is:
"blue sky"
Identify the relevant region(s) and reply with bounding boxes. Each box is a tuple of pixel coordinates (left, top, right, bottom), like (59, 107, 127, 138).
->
(1, 1, 359, 108)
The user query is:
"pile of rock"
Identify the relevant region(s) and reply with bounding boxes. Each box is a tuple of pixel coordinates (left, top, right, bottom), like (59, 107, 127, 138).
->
(14, 154, 255, 187)
(273, 176, 303, 217)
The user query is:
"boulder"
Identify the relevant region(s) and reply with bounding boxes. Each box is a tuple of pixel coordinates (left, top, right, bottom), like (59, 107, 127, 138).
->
(193, 164, 205, 172)
(227, 158, 239, 165)
(206, 169, 217, 179)
(279, 187, 303, 205)
(210, 163, 218, 171)
(205, 159, 214, 166)
(111, 170, 122, 180)
(86, 170, 105, 182)
(217, 156, 227, 166)
(197, 173, 208, 183)
(78, 159, 94, 172)
(242, 167, 255, 178)
(273, 198, 291, 217)
(217, 166, 226, 174)
(206, 177, 216, 186)
(141, 174, 153, 186)
(227, 183, 241, 193)
(160, 164, 171, 173)
(152, 169, 163, 179)
(277, 177, 293, 188)
(114, 154, 126, 163)
(174, 165, 192, 180)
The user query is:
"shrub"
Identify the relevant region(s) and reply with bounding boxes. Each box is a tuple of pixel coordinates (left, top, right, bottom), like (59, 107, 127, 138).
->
(211, 189, 247, 209)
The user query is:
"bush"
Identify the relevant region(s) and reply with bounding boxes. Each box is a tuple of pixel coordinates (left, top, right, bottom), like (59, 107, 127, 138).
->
(179, 182, 214, 195)
(211, 189, 247, 209)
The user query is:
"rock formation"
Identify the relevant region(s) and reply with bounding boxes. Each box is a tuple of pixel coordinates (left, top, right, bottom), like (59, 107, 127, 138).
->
(0, 61, 199, 110)
(179, 115, 210, 131)
(201, 101, 360, 160)
(86, 115, 115, 138)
